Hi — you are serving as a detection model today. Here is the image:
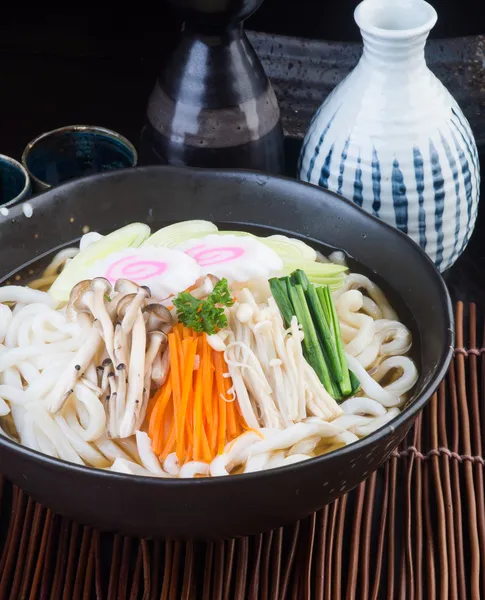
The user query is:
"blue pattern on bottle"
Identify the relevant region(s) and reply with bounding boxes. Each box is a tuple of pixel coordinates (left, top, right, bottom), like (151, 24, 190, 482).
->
(391, 159, 408, 234)
(429, 140, 445, 270)
(353, 155, 363, 207)
(451, 110, 480, 196)
(337, 137, 350, 196)
(440, 133, 461, 270)
(371, 147, 381, 217)
(298, 105, 323, 176)
(298, 103, 478, 271)
(412, 147, 427, 250)
(452, 108, 480, 172)
(306, 112, 337, 182)
(449, 126, 474, 252)
(318, 144, 335, 188)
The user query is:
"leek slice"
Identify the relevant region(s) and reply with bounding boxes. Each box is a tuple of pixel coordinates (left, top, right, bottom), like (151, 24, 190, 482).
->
(49, 223, 151, 303)
(142, 220, 218, 247)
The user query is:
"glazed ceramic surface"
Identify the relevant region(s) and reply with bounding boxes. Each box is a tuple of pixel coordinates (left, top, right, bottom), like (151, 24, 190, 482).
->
(0, 154, 31, 207)
(298, 0, 480, 272)
(139, 0, 284, 173)
(0, 166, 452, 539)
(22, 125, 138, 192)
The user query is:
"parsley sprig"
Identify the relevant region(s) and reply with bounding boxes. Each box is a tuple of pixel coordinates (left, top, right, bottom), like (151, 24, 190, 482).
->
(173, 278, 234, 335)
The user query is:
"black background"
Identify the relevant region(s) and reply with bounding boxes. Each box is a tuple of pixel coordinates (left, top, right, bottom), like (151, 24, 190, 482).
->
(0, 0, 484, 54)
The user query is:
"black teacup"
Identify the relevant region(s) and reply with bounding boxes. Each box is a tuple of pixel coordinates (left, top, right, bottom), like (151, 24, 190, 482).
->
(22, 125, 138, 192)
(0, 154, 31, 208)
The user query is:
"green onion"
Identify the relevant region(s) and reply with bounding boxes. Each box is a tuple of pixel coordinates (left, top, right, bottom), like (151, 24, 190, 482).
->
(316, 285, 352, 396)
(349, 370, 361, 396)
(269, 278, 294, 327)
(291, 270, 342, 383)
(286, 281, 337, 396)
(269, 269, 359, 401)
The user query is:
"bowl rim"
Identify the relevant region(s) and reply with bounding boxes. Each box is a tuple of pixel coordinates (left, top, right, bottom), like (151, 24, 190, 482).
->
(0, 165, 455, 486)
(21, 124, 139, 190)
(0, 153, 32, 208)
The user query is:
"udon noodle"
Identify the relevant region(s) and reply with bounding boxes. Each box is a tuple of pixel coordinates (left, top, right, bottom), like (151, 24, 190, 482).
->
(0, 222, 418, 478)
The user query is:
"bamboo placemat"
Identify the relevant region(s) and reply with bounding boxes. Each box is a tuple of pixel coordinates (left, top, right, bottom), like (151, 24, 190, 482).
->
(0, 302, 483, 600)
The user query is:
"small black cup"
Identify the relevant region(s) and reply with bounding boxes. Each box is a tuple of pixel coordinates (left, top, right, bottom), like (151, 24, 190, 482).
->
(0, 154, 31, 208)
(22, 125, 138, 192)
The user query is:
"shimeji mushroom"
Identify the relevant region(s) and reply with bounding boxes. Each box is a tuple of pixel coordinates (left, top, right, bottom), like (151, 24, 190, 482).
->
(107, 370, 118, 437)
(143, 303, 173, 332)
(66, 278, 116, 363)
(114, 279, 139, 295)
(152, 348, 170, 388)
(91, 278, 116, 364)
(119, 309, 147, 438)
(119, 287, 151, 333)
(142, 304, 172, 390)
(109, 281, 154, 438)
(46, 276, 175, 439)
(110, 323, 129, 437)
(99, 358, 113, 396)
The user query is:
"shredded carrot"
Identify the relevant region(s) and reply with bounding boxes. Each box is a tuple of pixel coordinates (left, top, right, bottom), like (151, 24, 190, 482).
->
(185, 382, 194, 449)
(176, 338, 198, 461)
(168, 334, 182, 448)
(210, 376, 219, 455)
(201, 336, 214, 445)
(145, 390, 160, 427)
(199, 417, 212, 463)
(182, 326, 194, 340)
(149, 378, 173, 453)
(148, 400, 161, 442)
(226, 398, 238, 439)
(160, 419, 176, 460)
(193, 359, 204, 461)
(145, 317, 249, 467)
(173, 323, 184, 348)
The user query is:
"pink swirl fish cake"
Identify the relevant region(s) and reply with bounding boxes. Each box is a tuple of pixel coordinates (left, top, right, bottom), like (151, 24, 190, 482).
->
(176, 234, 283, 282)
(88, 247, 201, 299)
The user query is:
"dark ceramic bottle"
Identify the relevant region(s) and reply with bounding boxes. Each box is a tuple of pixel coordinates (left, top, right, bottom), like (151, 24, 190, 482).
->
(139, 0, 284, 174)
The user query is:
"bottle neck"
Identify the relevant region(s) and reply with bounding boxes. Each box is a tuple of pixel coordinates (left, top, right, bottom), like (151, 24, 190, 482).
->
(360, 30, 429, 71)
(354, 0, 437, 73)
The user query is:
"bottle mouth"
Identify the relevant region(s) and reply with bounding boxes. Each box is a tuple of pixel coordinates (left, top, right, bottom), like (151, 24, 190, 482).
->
(354, 0, 438, 39)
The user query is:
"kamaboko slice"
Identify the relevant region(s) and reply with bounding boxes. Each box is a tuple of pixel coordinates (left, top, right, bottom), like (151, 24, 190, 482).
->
(177, 234, 283, 282)
(87, 246, 202, 300)
(49, 223, 151, 303)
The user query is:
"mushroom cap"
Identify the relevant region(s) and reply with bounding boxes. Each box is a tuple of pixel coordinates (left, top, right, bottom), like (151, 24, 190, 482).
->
(143, 303, 173, 324)
(92, 277, 112, 295)
(114, 279, 139, 294)
(147, 329, 168, 346)
(116, 294, 137, 319)
(65, 280, 95, 321)
(68, 280, 93, 305)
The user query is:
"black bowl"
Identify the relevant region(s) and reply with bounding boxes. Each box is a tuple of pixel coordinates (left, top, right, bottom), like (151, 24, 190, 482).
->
(0, 166, 453, 540)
